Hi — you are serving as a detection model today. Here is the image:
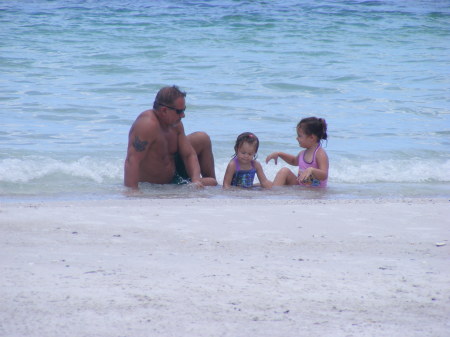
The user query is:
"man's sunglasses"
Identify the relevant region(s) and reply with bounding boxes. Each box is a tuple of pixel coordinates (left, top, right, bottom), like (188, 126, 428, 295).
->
(156, 101, 186, 115)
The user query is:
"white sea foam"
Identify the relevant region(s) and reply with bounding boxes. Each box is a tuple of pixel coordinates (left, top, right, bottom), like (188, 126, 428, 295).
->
(331, 158, 450, 184)
(1, 156, 448, 187)
(0, 156, 122, 184)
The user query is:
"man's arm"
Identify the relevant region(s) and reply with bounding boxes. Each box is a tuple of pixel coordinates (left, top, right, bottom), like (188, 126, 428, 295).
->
(177, 123, 202, 184)
(124, 117, 152, 189)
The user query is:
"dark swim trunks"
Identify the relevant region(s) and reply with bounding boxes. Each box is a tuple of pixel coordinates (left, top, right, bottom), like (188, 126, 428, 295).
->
(171, 153, 191, 185)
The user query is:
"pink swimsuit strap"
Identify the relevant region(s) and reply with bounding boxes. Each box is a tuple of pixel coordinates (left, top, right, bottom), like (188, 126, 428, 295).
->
(300, 144, 320, 166)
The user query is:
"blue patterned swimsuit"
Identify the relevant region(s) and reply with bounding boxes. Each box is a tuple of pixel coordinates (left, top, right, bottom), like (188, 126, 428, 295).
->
(231, 157, 256, 188)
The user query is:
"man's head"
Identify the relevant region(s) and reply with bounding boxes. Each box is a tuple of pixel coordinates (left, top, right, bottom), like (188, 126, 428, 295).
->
(153, 85, 186, 111)
(153, 85, 187, 125)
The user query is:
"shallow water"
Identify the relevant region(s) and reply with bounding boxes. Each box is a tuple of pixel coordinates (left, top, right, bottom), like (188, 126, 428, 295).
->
(1, 0, 449, 201)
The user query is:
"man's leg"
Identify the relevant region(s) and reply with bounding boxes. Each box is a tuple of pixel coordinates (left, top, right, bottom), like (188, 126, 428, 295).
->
(187, 131, 216, 179)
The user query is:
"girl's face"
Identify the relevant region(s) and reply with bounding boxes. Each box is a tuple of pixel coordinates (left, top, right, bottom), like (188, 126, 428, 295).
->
(296, 127, 316, 149)
(236, 141, 256, 164)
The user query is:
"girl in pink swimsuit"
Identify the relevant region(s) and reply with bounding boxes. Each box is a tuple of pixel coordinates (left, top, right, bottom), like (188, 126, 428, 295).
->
(265, 117, 329, 187)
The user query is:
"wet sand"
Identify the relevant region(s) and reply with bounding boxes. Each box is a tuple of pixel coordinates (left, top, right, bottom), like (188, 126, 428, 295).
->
(1, 198, 449, 337)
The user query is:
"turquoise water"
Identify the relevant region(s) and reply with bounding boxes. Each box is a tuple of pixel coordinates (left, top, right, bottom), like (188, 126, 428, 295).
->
(1, 0, 449, 200)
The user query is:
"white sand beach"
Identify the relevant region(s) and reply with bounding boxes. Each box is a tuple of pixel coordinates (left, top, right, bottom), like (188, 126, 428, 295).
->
(0, 198, 449, 337)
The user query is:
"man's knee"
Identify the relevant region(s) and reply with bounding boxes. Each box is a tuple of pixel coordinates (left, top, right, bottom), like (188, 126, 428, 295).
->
(189, 131, 210, 142)
(188, 131, 212, 152)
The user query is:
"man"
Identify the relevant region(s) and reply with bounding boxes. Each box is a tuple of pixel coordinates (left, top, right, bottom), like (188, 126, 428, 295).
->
(124, 85, 217, 189)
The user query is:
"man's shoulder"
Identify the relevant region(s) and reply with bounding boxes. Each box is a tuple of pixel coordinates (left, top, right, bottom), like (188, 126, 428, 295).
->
(135, 109, 156, 123)
(173, 120, 185, 134)
(131, 110, 158, 132)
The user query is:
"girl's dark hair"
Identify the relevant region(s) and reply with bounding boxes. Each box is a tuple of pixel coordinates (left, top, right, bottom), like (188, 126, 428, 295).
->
(297, 117, 328, 141)
(233, 132, 259, 159)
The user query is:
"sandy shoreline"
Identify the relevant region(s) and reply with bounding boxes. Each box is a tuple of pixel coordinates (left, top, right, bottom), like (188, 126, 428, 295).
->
(1, 198, 449, 337)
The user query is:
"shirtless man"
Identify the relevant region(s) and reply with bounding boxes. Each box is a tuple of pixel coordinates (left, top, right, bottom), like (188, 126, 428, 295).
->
(124, 86, 217, 189)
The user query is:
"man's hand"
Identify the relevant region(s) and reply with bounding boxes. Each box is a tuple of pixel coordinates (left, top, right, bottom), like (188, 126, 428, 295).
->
(189, 180, 204, 189)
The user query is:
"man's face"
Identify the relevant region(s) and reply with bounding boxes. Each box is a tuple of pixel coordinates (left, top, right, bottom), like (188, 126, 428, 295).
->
(168, 97, 186, 125)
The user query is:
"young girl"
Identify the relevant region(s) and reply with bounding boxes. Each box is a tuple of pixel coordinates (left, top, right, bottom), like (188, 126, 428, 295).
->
(266, 117, 329, 187)
(223, 132, 272, 189)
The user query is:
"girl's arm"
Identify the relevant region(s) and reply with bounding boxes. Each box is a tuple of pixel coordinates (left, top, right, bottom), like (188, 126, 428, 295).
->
(254, 161, 272, 188)
(298, 148, 329, 182)
(265, 152, 298, 166)
(222, 160, 237, 189)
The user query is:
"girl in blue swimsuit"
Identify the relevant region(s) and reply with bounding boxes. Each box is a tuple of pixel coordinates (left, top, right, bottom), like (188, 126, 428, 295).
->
(223, 132, 272, 189)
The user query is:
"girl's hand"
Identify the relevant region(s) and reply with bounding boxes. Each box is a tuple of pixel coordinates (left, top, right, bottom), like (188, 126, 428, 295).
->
(265, 152, 279, 164)
(298, 167, 314, 183)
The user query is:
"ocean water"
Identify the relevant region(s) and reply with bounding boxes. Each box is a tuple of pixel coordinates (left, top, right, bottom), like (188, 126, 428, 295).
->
(1, 0, 449, 201)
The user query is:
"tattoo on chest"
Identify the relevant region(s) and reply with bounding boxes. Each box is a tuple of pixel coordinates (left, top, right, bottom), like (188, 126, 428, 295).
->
(133, 136, 148, 152)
